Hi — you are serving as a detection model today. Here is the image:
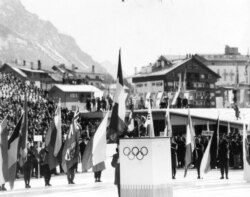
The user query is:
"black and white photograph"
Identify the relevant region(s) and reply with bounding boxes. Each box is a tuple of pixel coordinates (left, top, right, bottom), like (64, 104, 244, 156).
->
(0, 0, 250, 196)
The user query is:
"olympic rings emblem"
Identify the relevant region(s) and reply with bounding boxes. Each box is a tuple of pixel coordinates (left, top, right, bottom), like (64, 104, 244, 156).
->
(123, 146, 148, 160)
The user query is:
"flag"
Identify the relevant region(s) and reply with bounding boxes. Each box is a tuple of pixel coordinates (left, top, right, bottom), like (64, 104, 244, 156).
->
(200, 116, 219, 177)
(8, 114, 24, 189)
(45, 100, 62, 170)
(235, 64, 239, 88)
(18, 93, 28, 167)
(184, 108, 195, 177)
(210, 116, 219, 169)
(180, 69, 186, 97)
(171, 73, 181, 105)
(199, 132, 213, 176)
(108, 50, 127, 142)
(53, 99, 62, 156)
(243, 124, 250, 181)
(0, 116, 9, 185)
(82, 112, 109, 171)
(127, 110, 135, 132)
(144, 101, 155, 137)
(163, 104, 172, 137)
(227, 122, 231, 135)
(61, 108, 80, 173)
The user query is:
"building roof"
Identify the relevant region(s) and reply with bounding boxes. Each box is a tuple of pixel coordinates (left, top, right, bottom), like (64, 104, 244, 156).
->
(49, 74, 63, 82)
(10, 65, 28, 78)
(19, 67, 46, 73)
(133, 58, 190, 78)
(53, 84, 102, 93)
(199, 54, 250, 61)
(133, 56, 220, 79)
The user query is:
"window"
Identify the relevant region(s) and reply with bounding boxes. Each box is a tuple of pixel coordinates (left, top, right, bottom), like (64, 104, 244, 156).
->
(210, 84, 215, 88)
(70, 93, 78, 98)
(168, 82, 173, 86)
(152, 83, 155, 86)
(136, 84, 143, 88)
(210, 92, 215, 97)
(200, 74, 205, 79)
(156, 82, 163, 86)
(144, 84, 147, 87)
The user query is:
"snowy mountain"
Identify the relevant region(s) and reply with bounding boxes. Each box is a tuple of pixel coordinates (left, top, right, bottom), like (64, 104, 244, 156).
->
(0, 0, 107, 73)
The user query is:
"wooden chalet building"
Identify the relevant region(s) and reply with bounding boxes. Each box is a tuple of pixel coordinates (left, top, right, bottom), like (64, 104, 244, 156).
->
(0, 62, 61, 90)
(132, 55, 220, 108)
(49, 84, 103, 111)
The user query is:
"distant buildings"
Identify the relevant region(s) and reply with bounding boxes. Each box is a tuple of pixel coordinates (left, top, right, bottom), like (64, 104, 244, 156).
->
(198, 45, 250, 87)
(132, 55, 220, 108)
(198, 45, 250, 107)
(49, 84, 103, 111)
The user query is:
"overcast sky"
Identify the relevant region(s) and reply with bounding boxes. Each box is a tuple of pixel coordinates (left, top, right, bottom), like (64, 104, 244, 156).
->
(21, 0, 250, 75)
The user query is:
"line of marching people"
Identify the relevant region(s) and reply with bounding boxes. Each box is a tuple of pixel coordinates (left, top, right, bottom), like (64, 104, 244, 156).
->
(171, 133, 236, 180)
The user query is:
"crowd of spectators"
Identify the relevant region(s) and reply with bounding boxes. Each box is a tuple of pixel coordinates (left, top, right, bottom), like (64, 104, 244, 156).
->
(0, 73, 102, 144)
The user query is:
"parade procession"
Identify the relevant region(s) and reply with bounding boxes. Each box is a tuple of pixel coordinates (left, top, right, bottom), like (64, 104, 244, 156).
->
(1, 0, 250, 197)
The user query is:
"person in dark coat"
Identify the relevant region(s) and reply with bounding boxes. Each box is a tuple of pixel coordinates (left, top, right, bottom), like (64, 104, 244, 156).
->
(30, 145, 39, 178)
(182, 97, 188, 108)
(195, 136, 204, 179)
(0, 184, 7, 191)
(39, 146, 52, 186)
(171, 138, 178, 179)
(176, 96, 182, 108)
(218, 135, 229, 179)
(23, 147, 35, 188)
(86, 96, 91, 111)
(67, 163, 77, 184)
(111, 147, 120, 197)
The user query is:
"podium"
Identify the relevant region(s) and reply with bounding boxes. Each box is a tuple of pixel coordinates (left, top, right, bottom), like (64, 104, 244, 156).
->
(120, 138, 173, 197)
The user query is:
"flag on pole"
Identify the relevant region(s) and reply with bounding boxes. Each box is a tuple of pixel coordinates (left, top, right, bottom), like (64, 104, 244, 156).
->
(108, 50, 127, 142)
(199, 132, 213, 176)
(61, 108, 80, 173)
(180, 69, 186, 97)
(236, 64, 239, 88)
(45, 99, 62, 170)
(144, 101, 155, 137)
(207, 121, 210, 131)
(210, 116, 219, 169)
(127, 110, 135, 132)
(0, 116, 9, 185)
(200, 116, 219, 177)
(53, 99, 62, 156)
(82, 112, 109, 171)
(171, 73, 181, 105)
(184, 108, 195, 177)
(163, 104, 172, 137)
(8, 113, 24, 189)
(18, 93, 28, 167)
(243, 124, 250, 181)
(227, 122, 231, 135)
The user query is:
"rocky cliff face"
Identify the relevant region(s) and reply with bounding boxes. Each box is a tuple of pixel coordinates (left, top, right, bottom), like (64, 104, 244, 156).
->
(0, 0, 106, 73)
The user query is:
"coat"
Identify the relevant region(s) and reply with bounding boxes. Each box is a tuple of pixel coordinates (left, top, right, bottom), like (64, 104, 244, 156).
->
(111, 153, 120, 185)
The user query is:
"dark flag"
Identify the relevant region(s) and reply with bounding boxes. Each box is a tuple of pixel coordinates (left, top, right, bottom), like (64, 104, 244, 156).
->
(18, 93, 28, 167)
(8, 114, 24, 189)
(210, 116, 220, 169)
(108, 50, 127, 142)
(0, 116, 9, 185)
(61, 108, 80, 173)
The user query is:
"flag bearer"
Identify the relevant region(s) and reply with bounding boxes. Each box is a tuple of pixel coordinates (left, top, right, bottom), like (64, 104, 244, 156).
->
(39, 146, 52, 186)
(23, 146, 35, 188)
